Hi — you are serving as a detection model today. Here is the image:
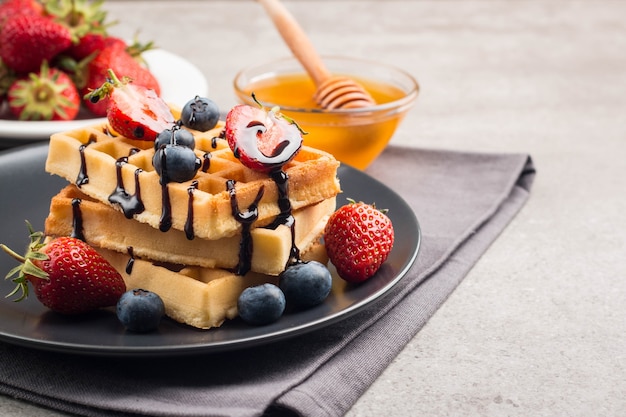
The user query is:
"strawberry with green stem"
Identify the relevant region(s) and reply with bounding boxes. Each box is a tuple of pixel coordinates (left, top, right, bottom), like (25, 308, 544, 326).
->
(44, 0, 110, 41)
(0, 0, 44, 29)
(7, 60, 80, 121)
(0, 13, 73, 74)
(1, 221, 126, 315)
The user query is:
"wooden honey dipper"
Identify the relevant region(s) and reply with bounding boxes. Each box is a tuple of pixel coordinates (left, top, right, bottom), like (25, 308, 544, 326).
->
(257, 0, 376, 110)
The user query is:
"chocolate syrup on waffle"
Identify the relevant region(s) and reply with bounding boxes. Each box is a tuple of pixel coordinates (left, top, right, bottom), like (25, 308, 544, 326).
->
(159, 180, 173, 232)
(266, 170, 300, 267)
(155, 146, 202, 232)
(185, 181, 199, 240)
(70, 198, 85, 241)
(227, 180, 265, 275)
(108, 156, 145, 218)
(201, 152, 211, 172)
(66, 197, 137, 275)
(76, 136, 97, 186)
(126, 246, 135, 274)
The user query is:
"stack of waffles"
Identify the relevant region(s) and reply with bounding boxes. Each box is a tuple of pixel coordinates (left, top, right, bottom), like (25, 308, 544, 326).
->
(43, 122, 341, 329)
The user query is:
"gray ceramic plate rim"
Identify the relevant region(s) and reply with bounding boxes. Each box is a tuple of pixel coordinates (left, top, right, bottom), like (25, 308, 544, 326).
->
(0, 143, 420, 357)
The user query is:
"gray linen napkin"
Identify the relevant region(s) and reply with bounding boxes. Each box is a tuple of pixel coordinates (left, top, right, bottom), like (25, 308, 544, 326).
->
(0, 145, 535, 417)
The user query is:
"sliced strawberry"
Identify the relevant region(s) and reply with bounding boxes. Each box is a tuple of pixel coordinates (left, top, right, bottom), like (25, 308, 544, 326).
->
(224, 103, 304, 173)
(80, 41, 125, 115)
(85, 69, 175, 141)
(7, 61, 80, 121)
(0, 14, 72, 74)
(1, 222, 126, 315)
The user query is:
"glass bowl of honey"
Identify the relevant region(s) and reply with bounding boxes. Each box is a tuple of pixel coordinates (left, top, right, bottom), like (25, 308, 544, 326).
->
(233, 56, 419, 170)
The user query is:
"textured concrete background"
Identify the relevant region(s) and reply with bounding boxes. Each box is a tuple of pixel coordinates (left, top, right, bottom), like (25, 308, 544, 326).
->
(1, 1, 625, 416)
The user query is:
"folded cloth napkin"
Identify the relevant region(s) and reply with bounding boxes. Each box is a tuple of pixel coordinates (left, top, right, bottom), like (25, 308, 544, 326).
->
(0, 145, 535, 417)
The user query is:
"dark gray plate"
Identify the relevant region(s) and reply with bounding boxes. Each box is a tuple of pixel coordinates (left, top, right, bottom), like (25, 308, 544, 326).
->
(0, 143, 420, 357)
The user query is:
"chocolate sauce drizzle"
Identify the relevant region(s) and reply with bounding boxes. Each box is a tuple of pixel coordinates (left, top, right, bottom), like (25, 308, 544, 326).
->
(108, 156, 145, 219)
(76, 137, 97, 186)
(159, 180, 173, 232)
(266, 169, 300, 267)
(126, 246, 135, 274)
(185, 181, 199, 240)
(201, 152, 211, 172)
(70, 191, 137, 276)
(227, 180, 265, 275)
(70, 198, 85, 241)
(155, 149, 175, 232)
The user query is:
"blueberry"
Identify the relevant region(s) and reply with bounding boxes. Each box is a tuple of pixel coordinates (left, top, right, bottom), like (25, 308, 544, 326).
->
(237, 283, 285, 325)
(279, 261, 332, 309)
(180, 96, 220, 132)
(155, 127, 195, 150)
(116, 289, 165, 333)
(152, 144, 201, 183)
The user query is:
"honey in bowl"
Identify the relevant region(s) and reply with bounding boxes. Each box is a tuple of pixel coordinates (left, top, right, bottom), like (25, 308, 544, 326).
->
(233, 57, 419, 170)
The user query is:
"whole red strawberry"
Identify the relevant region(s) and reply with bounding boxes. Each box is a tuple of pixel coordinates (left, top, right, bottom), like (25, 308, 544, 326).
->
(103, 36, 128, 49)
(85, 69, 174, 141)
(66, 32, 107, 61)
(224, 102, 304, 173)
(0, 14, 72, 73)
(1, 222, 126, 315)
(0, 0, 44, 29)
(7, 61, 80, 121)
(323, 200, 395, 283)
(82, 39, 161, 117)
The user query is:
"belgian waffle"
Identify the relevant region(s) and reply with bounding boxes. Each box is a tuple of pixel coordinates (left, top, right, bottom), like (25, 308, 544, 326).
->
(96, 240, 328, 329)
(44, 118, 341, 328)
(45, 185, 335, 275)
(45, 122, 341, 241)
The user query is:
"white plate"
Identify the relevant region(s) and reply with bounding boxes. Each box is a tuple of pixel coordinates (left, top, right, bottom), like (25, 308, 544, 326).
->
(0, 49, 208, 143)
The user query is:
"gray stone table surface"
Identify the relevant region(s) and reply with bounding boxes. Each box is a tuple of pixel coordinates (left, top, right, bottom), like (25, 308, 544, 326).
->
(1, 1, 625, 416)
